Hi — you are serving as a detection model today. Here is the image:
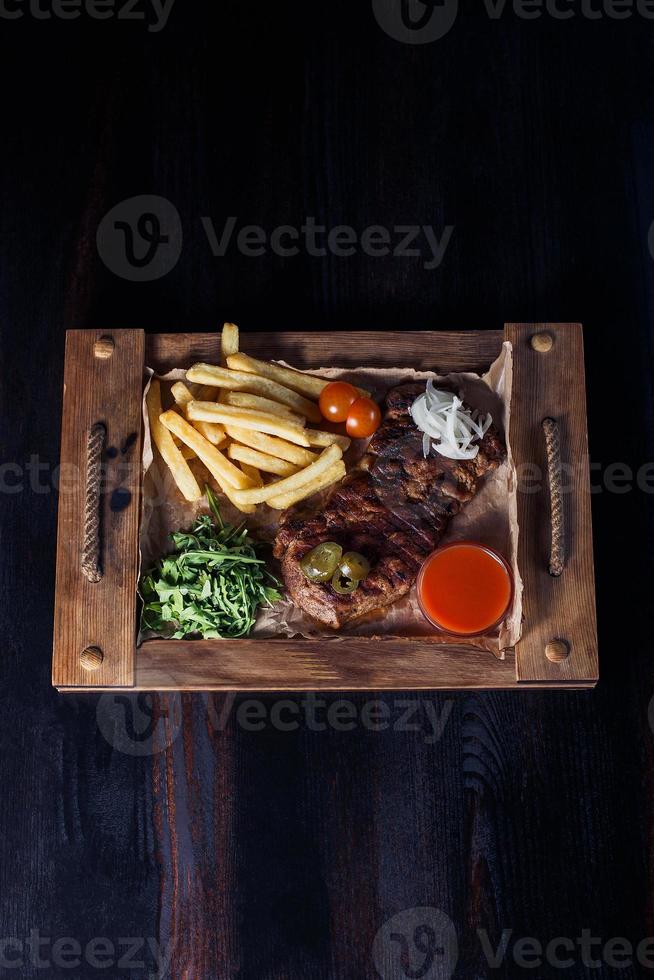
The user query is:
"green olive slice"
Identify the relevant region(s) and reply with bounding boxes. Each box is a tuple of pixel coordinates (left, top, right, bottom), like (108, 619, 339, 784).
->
(331, 569, 359, 595)
(338, 551, 371, 581)
(300, 541, 343, 582)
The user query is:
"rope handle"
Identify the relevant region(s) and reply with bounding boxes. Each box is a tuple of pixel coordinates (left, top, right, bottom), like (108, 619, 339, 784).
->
(542, 417, 565, 577)
(81, 422, 105, 583)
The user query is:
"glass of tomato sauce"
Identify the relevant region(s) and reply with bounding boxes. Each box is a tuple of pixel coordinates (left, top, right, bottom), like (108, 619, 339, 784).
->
(417, 542, 513, 637)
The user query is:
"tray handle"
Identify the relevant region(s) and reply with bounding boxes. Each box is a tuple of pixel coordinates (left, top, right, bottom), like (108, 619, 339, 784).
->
(81, 422, 106, 583)
(542, 417, 565, 577)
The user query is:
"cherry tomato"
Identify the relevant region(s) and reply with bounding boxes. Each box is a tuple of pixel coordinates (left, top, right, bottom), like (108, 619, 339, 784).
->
(346, 397, 382, 438)
(319, 381, 358, 423)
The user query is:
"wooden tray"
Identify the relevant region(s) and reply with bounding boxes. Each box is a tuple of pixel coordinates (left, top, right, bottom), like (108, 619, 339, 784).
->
(52, 324, 598, 692)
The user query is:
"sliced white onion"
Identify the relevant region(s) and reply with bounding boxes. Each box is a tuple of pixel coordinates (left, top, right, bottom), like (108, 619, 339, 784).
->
(410, 385, 492, 461)
(422, 431, 431, 457)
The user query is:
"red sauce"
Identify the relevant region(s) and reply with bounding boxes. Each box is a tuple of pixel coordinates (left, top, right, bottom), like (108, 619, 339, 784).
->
(417, 542, 513, 636)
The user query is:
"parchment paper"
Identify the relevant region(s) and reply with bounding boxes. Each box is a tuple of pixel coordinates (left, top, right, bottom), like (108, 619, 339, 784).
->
(139, 342, 522, 657)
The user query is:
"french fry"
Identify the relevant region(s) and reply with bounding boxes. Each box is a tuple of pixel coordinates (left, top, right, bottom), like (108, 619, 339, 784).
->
(267, 460, 346, 510)
(217, 322, 240, 404)
(215, 479, 256, 514)
(159, 411, 253, 490)
(224, 426, 318, 466)
(187, 401, 311, 447)
(170, 382, 227, 446)
(203, 442, 256, 514)
(146, 381, 202, 502)
(170, 381, 192, 404)
(238, 461, 263, 488)
(305, 429, 352, 451)
(185, 363, 322, 422)
(190, 418, 226, 445)
(231, 445, 342, 506)
(227, 352, 370, 401)
(224, 390, 303, 423)
(221, 322, 239, 365)
(227, 443, 300, 477)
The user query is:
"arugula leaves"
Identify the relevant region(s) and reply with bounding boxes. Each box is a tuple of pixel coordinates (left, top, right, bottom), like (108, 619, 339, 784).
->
(139, 487, 282, 639)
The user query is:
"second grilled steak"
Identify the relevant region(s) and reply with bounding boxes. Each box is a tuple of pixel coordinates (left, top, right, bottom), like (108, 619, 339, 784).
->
(273, 382, 505, 629)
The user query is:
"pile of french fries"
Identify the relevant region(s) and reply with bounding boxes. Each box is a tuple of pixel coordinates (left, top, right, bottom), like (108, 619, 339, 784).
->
(146, 323, 364, 514)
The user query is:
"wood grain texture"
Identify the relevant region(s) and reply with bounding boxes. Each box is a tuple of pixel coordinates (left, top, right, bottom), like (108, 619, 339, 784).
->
(146, 330, 504, 374)
(52, 329, 145, 687)
(133, 639, 594, 692)
(505, 323, 598, 684)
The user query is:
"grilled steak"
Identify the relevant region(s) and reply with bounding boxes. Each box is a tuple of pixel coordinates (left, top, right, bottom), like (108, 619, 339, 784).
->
(273, 382, 505, 628)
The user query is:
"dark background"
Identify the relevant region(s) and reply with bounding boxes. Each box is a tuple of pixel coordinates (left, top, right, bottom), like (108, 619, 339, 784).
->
(1, 1, 654, 978)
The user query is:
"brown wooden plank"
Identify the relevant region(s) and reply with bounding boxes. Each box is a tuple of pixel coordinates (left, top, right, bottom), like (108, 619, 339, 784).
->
(130, 638, 593, 691)
(52, 329, 145, 687)
(146, 329, 504, 375)
(505, 323, 598, 684)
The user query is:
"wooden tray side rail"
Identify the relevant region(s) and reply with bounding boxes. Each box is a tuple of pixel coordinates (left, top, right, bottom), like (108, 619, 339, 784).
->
(145, 330, 504, 376)
(52, 330, 144, 688)
(52, 326, 597, 691)
(505, 323, 598, 684)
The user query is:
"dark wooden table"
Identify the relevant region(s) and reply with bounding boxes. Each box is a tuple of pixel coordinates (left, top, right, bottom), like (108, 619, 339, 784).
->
(1, 4, 654, 978)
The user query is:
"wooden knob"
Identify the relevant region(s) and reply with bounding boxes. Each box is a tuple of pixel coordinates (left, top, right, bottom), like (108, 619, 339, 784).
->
(80, 646, 104, 671)
(530, 332, 553, 353)
(94, 336, 114, 359)
(545, 639, 570, 662)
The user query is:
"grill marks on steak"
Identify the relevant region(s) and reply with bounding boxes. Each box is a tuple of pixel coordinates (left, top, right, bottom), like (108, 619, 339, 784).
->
(273, 382, 506, 628)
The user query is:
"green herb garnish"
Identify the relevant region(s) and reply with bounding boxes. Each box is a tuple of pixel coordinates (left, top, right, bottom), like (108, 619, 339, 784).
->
(139, 486, 282, 639)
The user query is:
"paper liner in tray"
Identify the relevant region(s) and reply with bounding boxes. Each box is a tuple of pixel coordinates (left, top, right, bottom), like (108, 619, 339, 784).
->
(139, 342, 522, 658)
